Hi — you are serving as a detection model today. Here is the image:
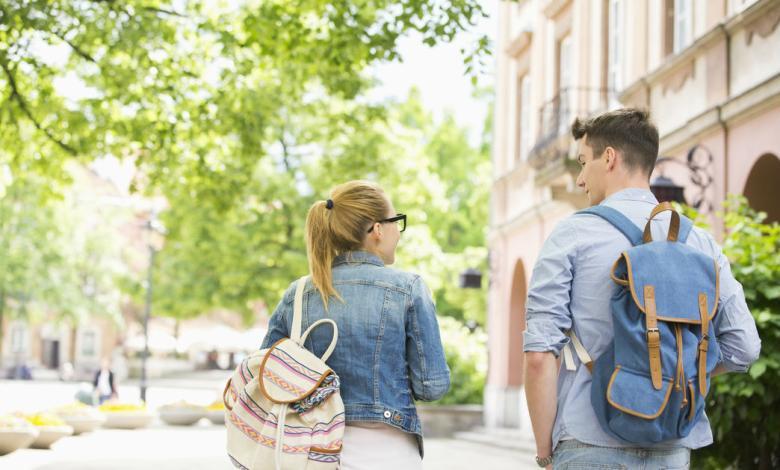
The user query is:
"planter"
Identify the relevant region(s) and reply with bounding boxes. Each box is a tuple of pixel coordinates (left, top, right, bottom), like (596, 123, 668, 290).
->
(417, 404, 483, 438)
(0, 429, 39, 455)
(31, 426, 73, 449)
(159, 409, 204, 426)
(206, 410, 225, 425)
(61, 415, 106, 435)
(103, 412, 154, 429)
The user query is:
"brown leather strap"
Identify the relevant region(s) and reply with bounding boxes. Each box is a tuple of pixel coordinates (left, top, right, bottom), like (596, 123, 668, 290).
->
(643, 202, 681, 243)
(645, 285, 663, 390)
(610, 257, 629, 286)
(687, 381, 696, 421)
(698, 293, 710, 396)
(223, 377, 234, 411)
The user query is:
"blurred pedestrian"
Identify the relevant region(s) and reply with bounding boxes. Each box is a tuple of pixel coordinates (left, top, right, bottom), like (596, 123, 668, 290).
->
(93, 358, 118, 404)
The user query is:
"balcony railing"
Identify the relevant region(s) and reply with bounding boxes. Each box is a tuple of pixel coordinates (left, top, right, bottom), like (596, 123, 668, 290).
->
(528, 87, 615, 174)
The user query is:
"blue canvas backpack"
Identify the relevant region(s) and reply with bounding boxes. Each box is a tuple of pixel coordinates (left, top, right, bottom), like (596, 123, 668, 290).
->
(564, 202, 721, 444)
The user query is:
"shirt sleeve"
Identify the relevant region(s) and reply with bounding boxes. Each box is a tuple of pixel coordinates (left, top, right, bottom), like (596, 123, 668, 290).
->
(523, 217, 577, 357)
(711, 242, 762, 372)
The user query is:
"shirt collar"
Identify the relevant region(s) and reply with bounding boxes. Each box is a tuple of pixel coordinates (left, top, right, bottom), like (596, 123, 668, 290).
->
(600, 188, 658, 205)
(332, 251, 385, 267)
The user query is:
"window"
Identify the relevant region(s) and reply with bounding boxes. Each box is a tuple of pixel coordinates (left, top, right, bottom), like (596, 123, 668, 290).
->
(81, 330, 96, 357)
(608, 0, 623, 95)
(11, 325, 27, 354)
(517, 74, 532, 162)
(557, 35, 572, 133)
(673, 0, 693, 53)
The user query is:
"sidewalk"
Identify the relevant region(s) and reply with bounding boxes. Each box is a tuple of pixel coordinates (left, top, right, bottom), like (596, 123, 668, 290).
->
(0, 377, 536, 469)
(0, 425, 536, 470)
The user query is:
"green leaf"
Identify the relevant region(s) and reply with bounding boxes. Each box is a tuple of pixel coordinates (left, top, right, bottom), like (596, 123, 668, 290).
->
(749, 361, 767, 379)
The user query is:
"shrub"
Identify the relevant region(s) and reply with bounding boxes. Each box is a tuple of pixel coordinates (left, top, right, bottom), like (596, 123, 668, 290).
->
(434, 316, 487, 405)
(687, 197, 780, 470)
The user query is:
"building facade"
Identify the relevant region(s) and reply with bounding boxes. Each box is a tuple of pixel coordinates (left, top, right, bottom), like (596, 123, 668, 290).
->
(488, 0, 780, 429)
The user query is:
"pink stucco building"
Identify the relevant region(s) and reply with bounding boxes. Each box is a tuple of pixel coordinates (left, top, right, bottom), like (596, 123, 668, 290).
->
(488, 0, 780, 430)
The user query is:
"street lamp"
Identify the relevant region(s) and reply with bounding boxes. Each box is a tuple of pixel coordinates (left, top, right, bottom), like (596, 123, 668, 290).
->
(139, 211, 166, 402)
(650, 144, 714, 210)
(649, 175, 685, 204)
(458, 268, 483, 333)
(459, 268, 482, 289)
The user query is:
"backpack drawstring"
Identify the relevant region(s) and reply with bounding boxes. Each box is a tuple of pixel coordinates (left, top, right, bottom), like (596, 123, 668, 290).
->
(674, 325, 688, 407)
(274, 403, 288, 470)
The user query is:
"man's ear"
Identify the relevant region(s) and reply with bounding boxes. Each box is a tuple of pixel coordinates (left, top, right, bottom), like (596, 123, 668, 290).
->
(604, 146, 618, 171)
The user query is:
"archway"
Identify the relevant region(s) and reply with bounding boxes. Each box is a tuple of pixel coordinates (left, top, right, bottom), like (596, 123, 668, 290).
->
(743, 153, 780, 224)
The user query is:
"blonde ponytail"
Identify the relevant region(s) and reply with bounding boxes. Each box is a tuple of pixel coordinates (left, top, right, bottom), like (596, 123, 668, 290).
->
(305, 181, 390, 308)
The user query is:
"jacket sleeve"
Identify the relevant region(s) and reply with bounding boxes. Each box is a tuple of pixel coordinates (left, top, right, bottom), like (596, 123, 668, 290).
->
(405, 276, 451, 401)
(260, 284, 295, 349)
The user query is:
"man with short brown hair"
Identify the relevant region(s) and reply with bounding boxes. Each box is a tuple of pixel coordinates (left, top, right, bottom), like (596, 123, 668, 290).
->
(523, 108, 760, 468)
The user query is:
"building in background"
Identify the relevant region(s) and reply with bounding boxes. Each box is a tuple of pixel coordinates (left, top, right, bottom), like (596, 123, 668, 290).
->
(488, 0, 780, 430)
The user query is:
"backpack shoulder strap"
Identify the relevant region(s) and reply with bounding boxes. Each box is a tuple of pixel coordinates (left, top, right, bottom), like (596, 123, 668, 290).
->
(577, 205, 643, 246)
(677, 215, 694, 244)
(290, 276, 308, 343)
(290, 276, 339, 361)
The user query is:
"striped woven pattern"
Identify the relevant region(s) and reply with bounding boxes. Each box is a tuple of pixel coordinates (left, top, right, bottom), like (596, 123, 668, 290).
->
(226, 343, 344, 469)
(261, 340, 327, 403)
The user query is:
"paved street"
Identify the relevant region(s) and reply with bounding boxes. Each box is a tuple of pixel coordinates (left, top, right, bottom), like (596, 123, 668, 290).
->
(0, 425, 535, 470)
(1, 377, 535, 469)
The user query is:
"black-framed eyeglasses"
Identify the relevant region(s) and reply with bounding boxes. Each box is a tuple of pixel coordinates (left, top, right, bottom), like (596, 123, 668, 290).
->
(367, 213, 406, 233)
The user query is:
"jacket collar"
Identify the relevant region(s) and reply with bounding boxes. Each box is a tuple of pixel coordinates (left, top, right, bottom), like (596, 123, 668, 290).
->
(332, 251, 385, 267)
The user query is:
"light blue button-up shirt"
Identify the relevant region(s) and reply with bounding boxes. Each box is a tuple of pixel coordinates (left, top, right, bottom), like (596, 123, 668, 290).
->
(523, 188, 761, 450)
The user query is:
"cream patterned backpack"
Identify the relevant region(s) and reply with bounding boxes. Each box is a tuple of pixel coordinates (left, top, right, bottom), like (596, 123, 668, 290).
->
(224, 277, 344, 469)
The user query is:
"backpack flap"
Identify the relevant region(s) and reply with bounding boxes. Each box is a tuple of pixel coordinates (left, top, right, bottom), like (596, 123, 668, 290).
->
(619, 242, 719, 324)
(258, 338, 334, 404)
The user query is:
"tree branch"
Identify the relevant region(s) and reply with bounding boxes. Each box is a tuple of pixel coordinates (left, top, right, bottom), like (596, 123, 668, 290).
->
(142, 6, 187, 18)
(278, 136, 295, 241)
(0, 60, 78, 155)
(50, 30, 98, 64)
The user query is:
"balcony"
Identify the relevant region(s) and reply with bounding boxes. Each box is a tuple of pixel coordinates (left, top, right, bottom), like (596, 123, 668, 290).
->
(527, 87, 613, 185)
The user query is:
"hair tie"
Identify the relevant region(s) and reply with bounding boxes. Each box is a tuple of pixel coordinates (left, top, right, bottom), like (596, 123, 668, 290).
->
(325, 199, 334, 210)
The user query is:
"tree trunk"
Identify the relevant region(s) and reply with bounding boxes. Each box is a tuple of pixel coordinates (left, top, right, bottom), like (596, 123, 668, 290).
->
(70, 324, 78, 370)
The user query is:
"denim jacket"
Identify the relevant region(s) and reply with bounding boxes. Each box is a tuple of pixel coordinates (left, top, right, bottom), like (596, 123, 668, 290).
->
(260, 251, 451, 455)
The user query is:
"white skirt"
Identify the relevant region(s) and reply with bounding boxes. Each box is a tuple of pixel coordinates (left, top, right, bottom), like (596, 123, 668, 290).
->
(340, 422, 422, 470)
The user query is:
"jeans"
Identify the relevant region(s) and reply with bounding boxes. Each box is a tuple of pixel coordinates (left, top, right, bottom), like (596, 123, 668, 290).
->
(553, 440, 690, 470)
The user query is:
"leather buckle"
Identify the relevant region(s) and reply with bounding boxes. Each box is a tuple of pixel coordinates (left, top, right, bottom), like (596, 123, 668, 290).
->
(646, 328, 660, 343)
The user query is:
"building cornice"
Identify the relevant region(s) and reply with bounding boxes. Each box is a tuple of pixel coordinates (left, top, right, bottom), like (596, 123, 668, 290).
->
(659, 72, 780, 154)
(506, 30, 533, 58)
(489, 200, 570, 239)
(541, 0, 571, 19)
(492, 162, 531, 186)
(725, 0, 780, 39)
(620, 26, 726, 104)
(621, 0, 779, 104)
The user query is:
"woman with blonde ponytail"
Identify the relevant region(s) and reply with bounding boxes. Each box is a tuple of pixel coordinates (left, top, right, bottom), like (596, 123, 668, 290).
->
(261, 180, 450, 469)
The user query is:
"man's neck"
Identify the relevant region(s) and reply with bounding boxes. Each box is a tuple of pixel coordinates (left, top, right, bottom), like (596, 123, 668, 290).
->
(604, 176, 650, 199)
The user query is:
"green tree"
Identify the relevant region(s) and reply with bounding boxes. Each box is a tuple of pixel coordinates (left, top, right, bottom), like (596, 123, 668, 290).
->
(149, 90, 492, 329)
(1, 0, 489, 198)
(0, 170, 125, 366)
